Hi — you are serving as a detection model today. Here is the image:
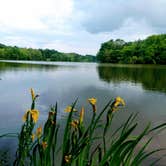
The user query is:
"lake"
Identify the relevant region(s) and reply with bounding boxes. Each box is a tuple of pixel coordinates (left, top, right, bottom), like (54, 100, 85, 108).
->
(0, 60, 166, 164)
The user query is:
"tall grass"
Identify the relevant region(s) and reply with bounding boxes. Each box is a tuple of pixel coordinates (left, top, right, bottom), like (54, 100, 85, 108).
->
(1, 89, 166, 166)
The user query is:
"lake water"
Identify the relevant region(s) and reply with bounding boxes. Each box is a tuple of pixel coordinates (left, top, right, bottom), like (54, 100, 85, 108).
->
(0, 60, 166, 164)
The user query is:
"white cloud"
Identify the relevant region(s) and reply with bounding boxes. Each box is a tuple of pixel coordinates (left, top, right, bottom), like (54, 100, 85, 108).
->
(0, 0, 165, 55)
(0, 0, 73, 30)
(0, 36, 39, 48)
(39, 30, 107, 55)
(108, 18, 155, 41)
(77, 0, 166, 33)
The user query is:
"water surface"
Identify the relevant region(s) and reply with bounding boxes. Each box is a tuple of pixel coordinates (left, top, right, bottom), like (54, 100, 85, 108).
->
(0, 61, 166, 164)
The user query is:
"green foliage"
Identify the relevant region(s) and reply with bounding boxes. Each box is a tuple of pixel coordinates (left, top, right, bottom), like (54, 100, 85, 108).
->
(0, 44, 96, 62)
(1, 90, 166, 166)
(97, 34, 166, 64)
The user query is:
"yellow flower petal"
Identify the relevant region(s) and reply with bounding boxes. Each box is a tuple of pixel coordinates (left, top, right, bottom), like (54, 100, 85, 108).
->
(79, 107, 85, 124)
(64, 106, 77, 113)
(22, 112, 27, 122)
(22, 109, 39, 123)
(116, 96, 125, 105)
(30, 109, 39, 123)
(70, 120, 79, 129)
(88, 98, 97, 106)
(36, 125, 42, 138)
(42, 141, 47, 150)
(114, 101, 120, 107)
(114, 96, 125, 107)
(31, 134, 35, 142)
(30, 88, 35, 100)
(22, 110, 31, 122)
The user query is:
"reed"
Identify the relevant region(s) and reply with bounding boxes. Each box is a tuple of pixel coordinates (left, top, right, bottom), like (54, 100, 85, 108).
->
(1, 89, 166, 166)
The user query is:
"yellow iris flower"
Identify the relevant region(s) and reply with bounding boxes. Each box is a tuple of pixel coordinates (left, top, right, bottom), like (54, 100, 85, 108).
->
(64, 106, 77, 113)
(30, 109, 39, 123)
(114, 96, 125, 107)
(88, 98, 97, 106)
(22, 109, 39, 123)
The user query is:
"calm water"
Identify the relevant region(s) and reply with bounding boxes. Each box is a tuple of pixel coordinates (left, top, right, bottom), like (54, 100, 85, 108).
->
(0, 61, 166, 164)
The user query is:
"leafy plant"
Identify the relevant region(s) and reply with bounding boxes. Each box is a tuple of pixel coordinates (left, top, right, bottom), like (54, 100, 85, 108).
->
(1, 89, 166, 166)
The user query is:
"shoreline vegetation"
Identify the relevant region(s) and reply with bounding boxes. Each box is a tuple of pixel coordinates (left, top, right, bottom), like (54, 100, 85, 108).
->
(0, 34, 166, 65)
(97, 34, 166, 64)
(1, 89, 166, 166)
(0, 43, 96, 62)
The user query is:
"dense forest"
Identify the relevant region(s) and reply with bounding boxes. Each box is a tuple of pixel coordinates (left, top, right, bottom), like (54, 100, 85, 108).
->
(1, 34, 166, 64)
(97, 34, 166, 64)
(0, 44, 96, 62)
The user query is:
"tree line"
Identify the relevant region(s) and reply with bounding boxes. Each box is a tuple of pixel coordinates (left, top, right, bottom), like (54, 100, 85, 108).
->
(97, 34, 166, 64)
(1, 34, 166, 64)
(0, 44, 96, 62)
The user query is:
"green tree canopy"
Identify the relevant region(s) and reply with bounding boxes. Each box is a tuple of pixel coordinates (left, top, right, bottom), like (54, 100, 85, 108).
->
(0, 44, 96, 62)
(97, 34, 166, 64)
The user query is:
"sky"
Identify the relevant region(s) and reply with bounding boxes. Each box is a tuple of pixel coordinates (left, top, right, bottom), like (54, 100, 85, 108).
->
(0, 0, 166, 55)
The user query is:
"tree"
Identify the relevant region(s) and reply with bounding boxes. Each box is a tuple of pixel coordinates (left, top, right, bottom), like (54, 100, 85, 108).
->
(97, 34, 166, 64)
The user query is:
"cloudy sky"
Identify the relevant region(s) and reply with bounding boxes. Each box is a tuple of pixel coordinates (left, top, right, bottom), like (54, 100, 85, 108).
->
(0, 0, 165, 55)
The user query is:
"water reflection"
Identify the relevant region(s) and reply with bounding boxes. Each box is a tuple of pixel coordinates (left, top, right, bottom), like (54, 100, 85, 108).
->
(0, 61, 77, 73)
(97, 64, 166, 93)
